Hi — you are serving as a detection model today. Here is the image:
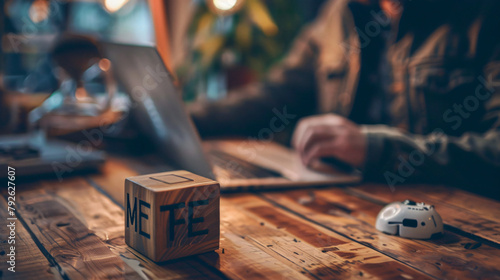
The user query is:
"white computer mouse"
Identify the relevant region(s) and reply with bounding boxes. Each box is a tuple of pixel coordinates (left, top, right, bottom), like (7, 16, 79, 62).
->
(375, 200, 444, 239)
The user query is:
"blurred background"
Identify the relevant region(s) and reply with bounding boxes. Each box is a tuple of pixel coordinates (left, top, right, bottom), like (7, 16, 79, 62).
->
(0, 0, 327, 137)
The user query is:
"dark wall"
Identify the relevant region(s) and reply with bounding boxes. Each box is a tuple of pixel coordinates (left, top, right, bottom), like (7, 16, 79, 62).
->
(298, 0, 329, 22)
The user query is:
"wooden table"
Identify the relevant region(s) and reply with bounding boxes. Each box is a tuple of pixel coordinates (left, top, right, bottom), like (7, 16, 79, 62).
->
(2, 154, 500, 279)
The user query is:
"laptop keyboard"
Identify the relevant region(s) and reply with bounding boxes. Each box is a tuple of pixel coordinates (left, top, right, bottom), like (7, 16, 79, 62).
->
(209, 150, 281, 179)
(0, 145, 40, 161)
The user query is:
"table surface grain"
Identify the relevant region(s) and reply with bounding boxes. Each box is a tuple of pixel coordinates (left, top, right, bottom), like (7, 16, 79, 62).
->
(2, 154, 500, 280)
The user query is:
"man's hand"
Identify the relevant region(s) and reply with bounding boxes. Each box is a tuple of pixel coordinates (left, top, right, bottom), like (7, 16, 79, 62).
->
(292, 114, 367, 168)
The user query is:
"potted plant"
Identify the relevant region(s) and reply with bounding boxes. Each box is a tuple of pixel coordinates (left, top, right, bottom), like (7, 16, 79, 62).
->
(179, 0, 304, 101)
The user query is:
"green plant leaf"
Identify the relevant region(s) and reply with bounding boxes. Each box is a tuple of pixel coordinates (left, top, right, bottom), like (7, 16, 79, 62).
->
(197, 35, 226, 69)
(247, 0, 278, 36)
(235, 19, 252, 49)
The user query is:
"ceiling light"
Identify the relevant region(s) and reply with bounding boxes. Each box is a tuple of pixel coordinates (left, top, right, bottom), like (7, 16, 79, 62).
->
(103, 0, 129, 13)
(213, 0, 237, 11)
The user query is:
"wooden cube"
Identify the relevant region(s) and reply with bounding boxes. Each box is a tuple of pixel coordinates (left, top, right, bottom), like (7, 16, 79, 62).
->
(125, 170, 220, 262)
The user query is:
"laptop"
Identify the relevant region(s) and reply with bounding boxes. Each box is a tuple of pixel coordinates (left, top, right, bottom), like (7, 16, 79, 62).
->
(103, 42, 361, 191)
(0, 131, 105, 180)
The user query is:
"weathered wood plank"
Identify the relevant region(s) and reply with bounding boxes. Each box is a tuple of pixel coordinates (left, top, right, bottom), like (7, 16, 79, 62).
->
(96, 159, 435, 279)
(262, 188, 500, 279)
(92, 157, 492, 279)
(25, 177, 223, 280)
(348, 184, 500, 244)
(15, 182, 142, 280)
(90, 159, 312, 279)
(219, 194, 433, 280)
(391, 185, 500, 222)
(88, 158, 135, 206)
(0, 197, 59, 280)
(200, 229, 310, 280)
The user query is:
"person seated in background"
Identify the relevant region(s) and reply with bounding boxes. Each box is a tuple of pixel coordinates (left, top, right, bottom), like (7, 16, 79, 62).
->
(189, 0, 500, 192)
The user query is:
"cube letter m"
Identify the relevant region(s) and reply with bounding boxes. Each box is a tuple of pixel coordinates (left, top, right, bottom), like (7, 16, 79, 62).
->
(126, 193, 137, 232)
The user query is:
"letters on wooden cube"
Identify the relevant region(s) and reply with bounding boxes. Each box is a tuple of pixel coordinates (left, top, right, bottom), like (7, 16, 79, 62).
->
(125, 170, 220, 262)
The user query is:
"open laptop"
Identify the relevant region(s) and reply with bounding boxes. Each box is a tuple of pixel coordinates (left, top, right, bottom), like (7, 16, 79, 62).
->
(0, 131, 105, 180)
(104, 42, 361, 191)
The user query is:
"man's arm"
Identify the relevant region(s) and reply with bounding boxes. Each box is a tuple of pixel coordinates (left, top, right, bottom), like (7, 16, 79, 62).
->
(363, 5, 500, 190)
(291, 65, 500, 191)
(188, 22, 320, 139)
(292, 30, 500, 192)
(363, 60, 500, 189)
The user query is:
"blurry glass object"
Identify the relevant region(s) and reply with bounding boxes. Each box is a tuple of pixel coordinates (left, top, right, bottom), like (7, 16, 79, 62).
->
(28, 35, 117, 134)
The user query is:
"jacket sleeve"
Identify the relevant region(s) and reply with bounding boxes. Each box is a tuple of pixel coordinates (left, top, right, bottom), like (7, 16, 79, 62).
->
(188, 22, 319, 140)
(362, 57, 500, 190)
(362, 4, 500, 191)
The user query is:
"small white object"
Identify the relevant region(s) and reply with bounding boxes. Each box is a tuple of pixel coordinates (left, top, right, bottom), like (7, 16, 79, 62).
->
(376, 200, 444, 239)
(213, 0, 238, 11)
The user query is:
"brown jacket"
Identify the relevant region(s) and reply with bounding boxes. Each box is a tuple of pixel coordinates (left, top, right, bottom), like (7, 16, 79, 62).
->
(190, 0, 500, 191)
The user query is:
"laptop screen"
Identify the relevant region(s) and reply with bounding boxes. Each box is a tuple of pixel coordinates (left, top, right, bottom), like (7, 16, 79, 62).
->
(103, 42, 215, 180)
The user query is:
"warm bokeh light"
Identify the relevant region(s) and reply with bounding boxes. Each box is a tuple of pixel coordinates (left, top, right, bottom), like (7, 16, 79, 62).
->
(29, 0, 50, 23)
(213, 0, 237, 11)
(103, 0, 129, 13)
(99, 59, 112, 72)
(75, 87, 88, 101)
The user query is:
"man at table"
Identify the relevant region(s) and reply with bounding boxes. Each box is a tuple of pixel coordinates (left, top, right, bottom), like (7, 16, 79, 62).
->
(189, 0, 500, 191)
